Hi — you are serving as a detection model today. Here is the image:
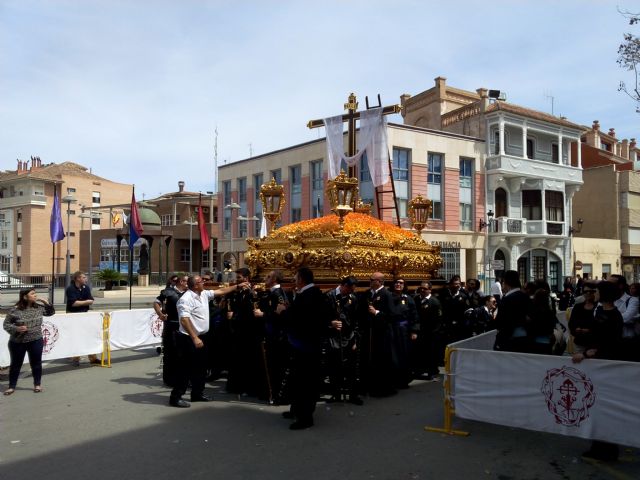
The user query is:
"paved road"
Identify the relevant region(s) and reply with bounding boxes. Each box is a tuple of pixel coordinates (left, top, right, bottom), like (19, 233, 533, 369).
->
(1, 349, 638, 480)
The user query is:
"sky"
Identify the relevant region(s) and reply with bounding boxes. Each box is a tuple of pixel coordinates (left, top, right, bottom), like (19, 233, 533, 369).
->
(1, 0, 639, 199)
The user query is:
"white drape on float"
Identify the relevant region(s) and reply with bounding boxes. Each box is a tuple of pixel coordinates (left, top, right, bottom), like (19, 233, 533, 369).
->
(324, 107, 390, 187)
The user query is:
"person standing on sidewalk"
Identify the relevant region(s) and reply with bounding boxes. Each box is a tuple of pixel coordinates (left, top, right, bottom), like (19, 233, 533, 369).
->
(3, 288, 55, 395)
(153, 274, 187, 387)
(169, 274, 248, 408)
(65, 271, 99, 366)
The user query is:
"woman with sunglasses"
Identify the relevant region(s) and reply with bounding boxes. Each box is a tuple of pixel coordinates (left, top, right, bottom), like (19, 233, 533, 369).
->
(568, 281, 598, 354)
(3, 288, 55, 395)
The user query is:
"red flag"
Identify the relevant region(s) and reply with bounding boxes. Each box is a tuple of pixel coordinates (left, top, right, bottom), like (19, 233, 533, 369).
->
(198, 193, 210, 251)
(129, 187, 143, 250)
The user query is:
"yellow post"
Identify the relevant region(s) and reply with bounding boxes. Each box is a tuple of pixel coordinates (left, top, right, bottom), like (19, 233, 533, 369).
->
(100, 312, 112, 367)
(424, 346, 470, 436)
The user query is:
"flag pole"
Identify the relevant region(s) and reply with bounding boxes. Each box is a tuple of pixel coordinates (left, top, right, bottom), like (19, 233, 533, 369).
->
(129, 185, 135, 310)
(50, 183, 58, 304)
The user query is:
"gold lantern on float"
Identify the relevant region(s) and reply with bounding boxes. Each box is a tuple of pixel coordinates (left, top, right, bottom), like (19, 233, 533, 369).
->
(408, 194, 432, 235)
(326, 170, 359, 229)
(259, 178, 285, 234)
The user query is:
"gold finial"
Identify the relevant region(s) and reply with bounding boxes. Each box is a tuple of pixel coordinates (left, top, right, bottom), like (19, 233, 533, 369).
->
(344, 93, 358, 111)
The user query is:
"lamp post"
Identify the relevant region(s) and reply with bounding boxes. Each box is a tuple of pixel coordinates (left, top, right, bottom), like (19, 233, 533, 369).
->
(206, 191, 215, 272)
(79, 208, 102, 287)
(237, 215, 259, 266)
(62, 194, 76, 294)
(183, 218, 197, 274)
(225, 202, 241, 268)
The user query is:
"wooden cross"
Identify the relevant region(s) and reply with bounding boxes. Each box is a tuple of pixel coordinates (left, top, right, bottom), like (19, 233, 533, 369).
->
(307, 93, 401, 179)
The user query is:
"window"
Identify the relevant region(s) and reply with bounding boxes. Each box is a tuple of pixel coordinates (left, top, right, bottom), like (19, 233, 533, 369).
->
(427, 153, 443, 220)
(202, 249, 209, 268)
(311, 161, 323, 190)
(161, 214, 175, 226)
(495, 188, 508, 218)
(33, 183, 45, 196)
(68, 209, 76, 215)
(0, 232, 7, 249)
(439, 247, 460, 281)
(238, 178, 247, 203)
(16, 235, 21, 245)
(494, 131, 500, 155)
(459, 158, 473, 188)
(533, 256, 545, 281)
(91, 217, 101, 227)
(359, 156, 370, 182)
(545, 191, 564, 222)
(460, 203, 472, 231)
(254, 173, 263, 200)
(552, 144, 559, 163)
(180, 248, 191, 263)
(270, 169, 281, 184)
(291, 208, 302, 223)
(92, 191, 101, 205)
(522, 190, 542, 220)
(239, 218, 247, 238)
(526, 138, 534, 159)
(582, 263, 593, 280)
(602, 264, 611, 280)
(392, 148, 409, 181)
(17, 210, 22, 222)
(600, 142, 611, 152)
(67, 187, 76, 194)
(69, 232, 76, 237)
(222, 181, 232, 206)
(290, 165, 301, 194)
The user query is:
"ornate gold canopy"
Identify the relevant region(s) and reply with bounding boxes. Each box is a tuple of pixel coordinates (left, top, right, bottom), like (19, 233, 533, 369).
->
(245, 213, 441, 282)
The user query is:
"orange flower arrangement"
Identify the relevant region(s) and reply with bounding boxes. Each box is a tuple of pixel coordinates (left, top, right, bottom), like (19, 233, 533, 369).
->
(273, 213, 415, 243)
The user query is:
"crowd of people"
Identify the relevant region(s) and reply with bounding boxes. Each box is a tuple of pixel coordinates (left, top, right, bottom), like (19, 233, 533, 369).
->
(3, 265, 638, 445)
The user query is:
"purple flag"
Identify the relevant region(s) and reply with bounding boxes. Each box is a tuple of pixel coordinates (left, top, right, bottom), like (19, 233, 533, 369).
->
(50, 185, 65, 243)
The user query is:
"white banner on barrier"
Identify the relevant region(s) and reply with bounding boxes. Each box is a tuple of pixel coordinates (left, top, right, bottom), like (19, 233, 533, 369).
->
(450, 348, 640, 448)
(108, 308, 163, 351)
(0, 312, 104, 365)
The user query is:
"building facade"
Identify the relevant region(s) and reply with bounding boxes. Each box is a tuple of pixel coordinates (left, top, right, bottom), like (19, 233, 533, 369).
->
(0, 159, 131, 278)
(573, 121, 640, 282)
(217, 122, 487, 284)
(402, 77, 585, 291)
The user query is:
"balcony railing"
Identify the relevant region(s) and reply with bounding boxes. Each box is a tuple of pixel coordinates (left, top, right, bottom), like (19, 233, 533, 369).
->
(0, 194, 47, 208)
(488, 217, 567, 236)
(486, 154, 582, 185)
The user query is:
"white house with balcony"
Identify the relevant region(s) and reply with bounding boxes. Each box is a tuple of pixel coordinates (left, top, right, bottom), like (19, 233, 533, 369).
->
(400, 77, 585, 290)
(483, 102, 584, 290)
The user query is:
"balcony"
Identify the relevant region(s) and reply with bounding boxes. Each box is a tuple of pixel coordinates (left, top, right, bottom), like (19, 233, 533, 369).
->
(0, 194, 47, 208)
(486, 154, 582, 185)
(488, 217, 568, 236)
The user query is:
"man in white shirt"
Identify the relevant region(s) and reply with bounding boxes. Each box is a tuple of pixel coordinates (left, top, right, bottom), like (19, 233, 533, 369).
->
(169, 274, 248, 408)
(490, 276, 503, 302)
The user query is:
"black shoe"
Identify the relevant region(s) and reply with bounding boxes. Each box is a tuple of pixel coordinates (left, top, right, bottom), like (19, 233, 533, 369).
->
(190, 394, 213, 402)
(170, 399, 191, 408)
(348, 396, 363, 406)
(289, 420, 313, 430)
(282, 411, 295, 419)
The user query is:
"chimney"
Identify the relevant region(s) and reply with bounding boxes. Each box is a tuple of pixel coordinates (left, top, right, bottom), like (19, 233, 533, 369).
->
(399, 94, 411, 118)
(631, 138, 637, 149)
(435, 76, 447, 100)
(621, 139, 629, 160)
(476, 88, 489, 112)
(178, 181, 185, 193)
(592, 120, 600, 131)
(608, 128, 616, 138)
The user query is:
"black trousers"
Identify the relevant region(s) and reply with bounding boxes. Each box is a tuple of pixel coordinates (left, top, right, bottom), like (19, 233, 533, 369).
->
(170, 333, 208, 401)
(288, 349, 321, 423)
(162, 322, 179, 387)
(8, 338, 44, 388)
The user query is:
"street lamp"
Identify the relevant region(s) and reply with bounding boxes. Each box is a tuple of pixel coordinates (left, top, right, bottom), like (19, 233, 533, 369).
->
(408, 194, 432, 235)
(62, 194, 76, 293)
(225, 202, 241, 268)
(183, 218, 197, 274)
(79, 208, 102, 287)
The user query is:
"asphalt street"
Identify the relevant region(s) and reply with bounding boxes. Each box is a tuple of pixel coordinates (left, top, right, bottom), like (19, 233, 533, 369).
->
(1, 348, 638, 480)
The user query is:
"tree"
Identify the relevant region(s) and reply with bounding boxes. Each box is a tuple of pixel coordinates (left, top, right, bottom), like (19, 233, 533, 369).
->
(618, 9, 640, 112)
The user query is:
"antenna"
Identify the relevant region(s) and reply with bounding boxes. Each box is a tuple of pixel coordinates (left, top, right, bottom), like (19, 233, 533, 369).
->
(248, 143, 253, 157)
(544, 90, 555, 116)
(213, 127, 218, 194)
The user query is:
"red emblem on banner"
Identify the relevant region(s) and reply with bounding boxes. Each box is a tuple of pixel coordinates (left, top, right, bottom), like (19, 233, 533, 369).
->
(541, 366, 596, 426)
(150, 313, 164, 338)
(41, 320, 60, 354)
